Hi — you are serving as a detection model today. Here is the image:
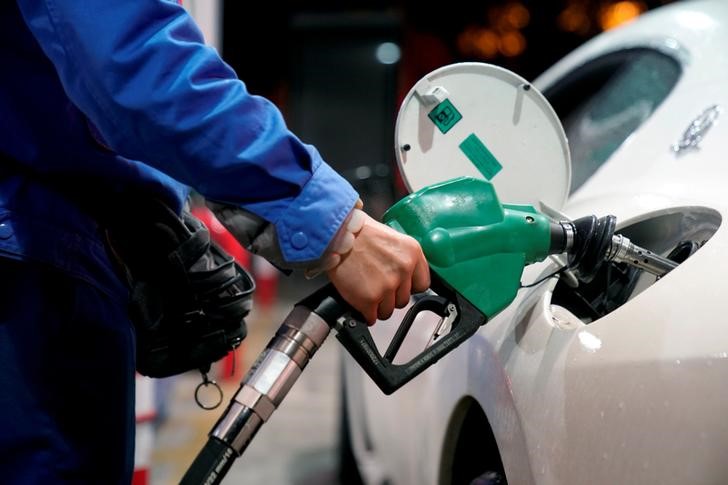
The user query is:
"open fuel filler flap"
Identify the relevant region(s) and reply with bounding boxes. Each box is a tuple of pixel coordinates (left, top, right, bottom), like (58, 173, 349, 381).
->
(394, 62, 571, 209)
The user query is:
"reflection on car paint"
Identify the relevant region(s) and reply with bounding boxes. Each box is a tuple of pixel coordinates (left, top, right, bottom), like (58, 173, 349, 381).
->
(578, 330, 602, 352)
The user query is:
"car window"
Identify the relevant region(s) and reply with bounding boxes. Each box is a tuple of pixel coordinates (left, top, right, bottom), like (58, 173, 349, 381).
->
(543, 48, 682, 194)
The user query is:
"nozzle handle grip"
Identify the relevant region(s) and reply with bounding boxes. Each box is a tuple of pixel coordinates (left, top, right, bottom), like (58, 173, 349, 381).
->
(300, 273, 487, 395)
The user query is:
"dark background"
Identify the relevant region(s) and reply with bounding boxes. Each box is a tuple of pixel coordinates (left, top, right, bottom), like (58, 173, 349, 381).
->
(221, 0, 677, 216)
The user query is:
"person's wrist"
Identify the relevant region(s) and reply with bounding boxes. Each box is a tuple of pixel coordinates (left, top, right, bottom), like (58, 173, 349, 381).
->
(304, 201, 366, 279)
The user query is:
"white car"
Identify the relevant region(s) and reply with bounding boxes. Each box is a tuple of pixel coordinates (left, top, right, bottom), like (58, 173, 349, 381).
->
(341, 1, 728, 484)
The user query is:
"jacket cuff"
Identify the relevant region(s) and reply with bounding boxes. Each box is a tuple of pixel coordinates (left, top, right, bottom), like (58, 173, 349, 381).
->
(275, 161, 359, 263)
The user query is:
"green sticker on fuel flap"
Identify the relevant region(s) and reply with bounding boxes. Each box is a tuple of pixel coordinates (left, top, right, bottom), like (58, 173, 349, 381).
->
(459, 133, 502, 180)
(428, 99, 462, 134)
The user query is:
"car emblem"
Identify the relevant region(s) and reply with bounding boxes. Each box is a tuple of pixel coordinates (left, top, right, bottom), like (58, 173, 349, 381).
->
(671, 104, 721, 154)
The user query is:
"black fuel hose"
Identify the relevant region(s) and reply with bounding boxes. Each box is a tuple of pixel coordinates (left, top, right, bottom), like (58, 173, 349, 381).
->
(180, 437, 236, 485)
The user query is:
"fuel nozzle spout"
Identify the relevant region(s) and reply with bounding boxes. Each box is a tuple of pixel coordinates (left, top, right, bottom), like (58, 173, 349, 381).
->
(606, 233, 678, 277)
(553, 215, 678, 283)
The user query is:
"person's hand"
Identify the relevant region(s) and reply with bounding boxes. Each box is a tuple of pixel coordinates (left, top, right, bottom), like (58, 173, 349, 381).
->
(326, 212, 430, 325)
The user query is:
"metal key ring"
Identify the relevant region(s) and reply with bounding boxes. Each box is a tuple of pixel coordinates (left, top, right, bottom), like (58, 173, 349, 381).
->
(194, 378, 223, 410)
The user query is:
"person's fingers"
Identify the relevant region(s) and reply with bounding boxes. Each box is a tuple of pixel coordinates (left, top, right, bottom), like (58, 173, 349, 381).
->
(377, 291, 396, 323)
(326, 216, 431, 327)
(395, 275, 412, 308)
(360, 303, 377, 326)
(412, 250, 431, 293)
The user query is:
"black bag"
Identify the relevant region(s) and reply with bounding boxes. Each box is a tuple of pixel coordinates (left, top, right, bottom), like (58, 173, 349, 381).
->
(105, 199, 254, 378)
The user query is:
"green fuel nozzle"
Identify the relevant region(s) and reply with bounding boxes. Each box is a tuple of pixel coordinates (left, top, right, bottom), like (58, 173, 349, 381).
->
(384, 177, 677, 320)
(180, 178, 683, 470)
(383, 177, 560, 319)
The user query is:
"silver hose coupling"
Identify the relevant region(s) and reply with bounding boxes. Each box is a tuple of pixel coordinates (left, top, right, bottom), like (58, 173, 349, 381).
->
(210, 305, 332, 454)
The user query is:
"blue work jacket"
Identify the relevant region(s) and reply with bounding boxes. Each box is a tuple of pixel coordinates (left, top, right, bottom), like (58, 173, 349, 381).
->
(1, 0, 358, 298)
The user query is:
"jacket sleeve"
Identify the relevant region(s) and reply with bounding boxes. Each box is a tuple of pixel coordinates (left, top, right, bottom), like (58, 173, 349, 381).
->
(15, 0, 358, 263)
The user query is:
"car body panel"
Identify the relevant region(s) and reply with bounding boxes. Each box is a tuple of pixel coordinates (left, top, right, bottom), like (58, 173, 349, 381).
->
(343, 1, 728, 484)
